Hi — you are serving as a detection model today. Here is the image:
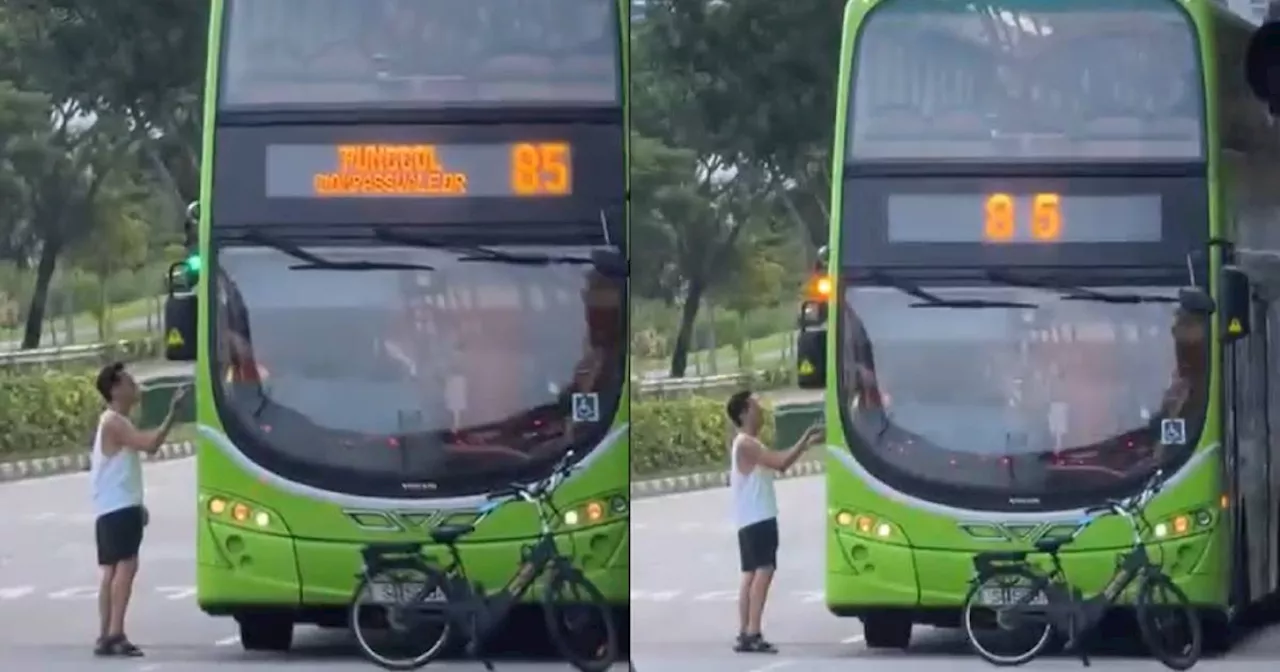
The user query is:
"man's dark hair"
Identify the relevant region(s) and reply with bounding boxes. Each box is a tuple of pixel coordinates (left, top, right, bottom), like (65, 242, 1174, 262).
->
(726, 389, 753, 427)
(95, 362, 126, 402)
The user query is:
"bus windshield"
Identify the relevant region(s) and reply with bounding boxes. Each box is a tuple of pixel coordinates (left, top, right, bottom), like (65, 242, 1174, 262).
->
(221, 0, 620, 108)
(212, 242, 624, 497)
(848, 0, 1202, 161)
(837, 281, 1208, 510)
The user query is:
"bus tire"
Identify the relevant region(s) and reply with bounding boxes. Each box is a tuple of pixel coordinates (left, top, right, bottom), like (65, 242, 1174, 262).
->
(861, 610, 912, 649)
(236, 613, 294, 651)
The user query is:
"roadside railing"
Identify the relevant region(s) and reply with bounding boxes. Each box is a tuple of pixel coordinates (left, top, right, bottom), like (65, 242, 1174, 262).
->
(0, 338, 162, 372)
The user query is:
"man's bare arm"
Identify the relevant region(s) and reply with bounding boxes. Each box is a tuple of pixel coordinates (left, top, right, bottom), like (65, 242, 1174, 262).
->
(103, 413, 175, 456)
(736, 435, 810, 474)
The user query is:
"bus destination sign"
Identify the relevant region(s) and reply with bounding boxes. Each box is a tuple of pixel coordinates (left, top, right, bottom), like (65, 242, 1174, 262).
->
(265, 142, 573, 199)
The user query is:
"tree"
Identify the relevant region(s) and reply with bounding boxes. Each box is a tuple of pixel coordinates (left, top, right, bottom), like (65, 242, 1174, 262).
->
(632, 0, 844, 376)
(20, 0, 208, 209)
(69, 173, 151, 340)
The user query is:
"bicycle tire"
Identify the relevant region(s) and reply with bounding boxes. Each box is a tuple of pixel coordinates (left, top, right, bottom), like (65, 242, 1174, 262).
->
(350, 562, 454, 670)
(962, 565, 1056, 666)
(1136, 571, 1201, 670)
(542, 565, 618, 672)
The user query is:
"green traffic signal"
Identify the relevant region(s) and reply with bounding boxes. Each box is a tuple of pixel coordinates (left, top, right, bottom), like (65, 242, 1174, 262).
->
(184, 253, 202, 274)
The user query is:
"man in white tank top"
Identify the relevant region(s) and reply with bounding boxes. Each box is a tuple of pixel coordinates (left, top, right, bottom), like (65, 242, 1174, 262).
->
(90, 362, 189, 657)
(725, 390, 824, 654)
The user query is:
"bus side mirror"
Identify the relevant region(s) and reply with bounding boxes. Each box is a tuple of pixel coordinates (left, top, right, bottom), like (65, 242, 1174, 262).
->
(816, 244, 829, 267)
(163, 260, 198, 361)
(796, 328, 826, 389)
(591, 249, 628, 279)
(1219, 266, 1251, 344)
(163, 293, 197, 361)
(1177, 287, 1215, 316)
(1246, 22, 1280, 113)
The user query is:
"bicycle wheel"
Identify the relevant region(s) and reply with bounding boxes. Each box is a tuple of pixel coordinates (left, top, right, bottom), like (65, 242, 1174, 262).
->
(350, 562, 454, 670)
(542, 565, 618, 672)
(962, 566, 1055, 666)
(1136, 571, 1201, 670)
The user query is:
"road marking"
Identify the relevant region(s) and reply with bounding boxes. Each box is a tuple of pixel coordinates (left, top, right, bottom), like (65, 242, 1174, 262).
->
(631, 588, 823, 604)
(841, 634, 866, 645)
(0, 586, 34, 599)
(215, 635, 240, 647)
(137, 664, 163, 671)
(48, 586, 98, 600)
(747, 661, 795, 672)
(156, 586, 197, 600)
(629, 590, 682, 602)
(0, 585, 196, 602)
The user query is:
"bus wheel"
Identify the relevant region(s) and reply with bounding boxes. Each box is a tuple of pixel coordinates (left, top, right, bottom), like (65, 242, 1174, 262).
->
(861, 611, 912, 649)
(236, 613, 294, 652)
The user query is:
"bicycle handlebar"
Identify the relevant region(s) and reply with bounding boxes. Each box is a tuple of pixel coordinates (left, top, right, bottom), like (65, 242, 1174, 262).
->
(1079, 468, 1165, 543)
(479, 448, 579, 515)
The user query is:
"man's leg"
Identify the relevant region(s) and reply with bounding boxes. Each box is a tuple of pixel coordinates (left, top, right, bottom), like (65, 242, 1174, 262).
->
(104, 506, 145, 656)
(737, 571, 753, 636)
(107, 556, 138, 638)
(745, 566, 775, 636)
(98, 565, 115, 641)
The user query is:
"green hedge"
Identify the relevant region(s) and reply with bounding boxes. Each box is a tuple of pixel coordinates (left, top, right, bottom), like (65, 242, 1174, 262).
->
(0, 363, 189, 459)
(631, 395, 777, 478)
(0, 371, 102, 458)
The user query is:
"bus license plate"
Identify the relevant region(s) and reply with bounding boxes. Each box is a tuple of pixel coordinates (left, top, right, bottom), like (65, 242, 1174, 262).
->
(366, 583, 445, 604)
(981, 587, 1047, 606)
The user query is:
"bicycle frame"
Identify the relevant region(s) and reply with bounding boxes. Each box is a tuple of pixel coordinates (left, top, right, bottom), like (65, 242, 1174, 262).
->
(974, 489, 1163, 638)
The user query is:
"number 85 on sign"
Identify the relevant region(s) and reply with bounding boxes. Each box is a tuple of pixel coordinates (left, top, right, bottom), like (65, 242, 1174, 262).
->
(984, 192, 1061, 242)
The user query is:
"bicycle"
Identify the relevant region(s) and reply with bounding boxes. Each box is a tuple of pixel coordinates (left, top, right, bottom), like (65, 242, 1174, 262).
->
(961, 469, 1201, 670)
(350, 448, 618, 671)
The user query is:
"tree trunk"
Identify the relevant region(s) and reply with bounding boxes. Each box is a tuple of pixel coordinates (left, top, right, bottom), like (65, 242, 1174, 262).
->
(20, 241, 60, 350)
(668, 274, 707, 378)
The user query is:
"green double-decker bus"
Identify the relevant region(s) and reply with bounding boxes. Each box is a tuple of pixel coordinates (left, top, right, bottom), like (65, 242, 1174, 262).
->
(796, 0, 1280, 649)
(163, 0, 630, 650)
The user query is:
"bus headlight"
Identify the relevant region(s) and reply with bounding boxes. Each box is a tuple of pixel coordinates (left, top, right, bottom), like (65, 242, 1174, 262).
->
(834, 509, 897, 539)
(562, 499, 610, 527)
(1151, 509, 1212, 539)
(204, 493, 281, 532)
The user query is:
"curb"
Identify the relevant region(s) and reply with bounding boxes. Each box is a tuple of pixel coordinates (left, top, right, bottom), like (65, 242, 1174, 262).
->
(0, 441, 196, 483)
(630, 458, 825, 499)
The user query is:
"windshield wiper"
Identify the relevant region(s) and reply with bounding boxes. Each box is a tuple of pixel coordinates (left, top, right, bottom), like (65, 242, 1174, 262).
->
(984, 269, 1176, 304)
(372, 227, 626, 276)
(866, 270, 1037, 309)
(239, 230, 435, 272)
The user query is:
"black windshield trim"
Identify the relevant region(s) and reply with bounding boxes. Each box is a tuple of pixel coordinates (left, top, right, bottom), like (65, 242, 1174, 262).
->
(843, 161, 1207, 180)
(204, 239, 627, 499)
(832, 276, 1208, 512)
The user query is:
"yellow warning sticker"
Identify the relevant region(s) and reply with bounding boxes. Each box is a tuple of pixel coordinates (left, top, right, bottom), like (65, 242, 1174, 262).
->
(1228, 318, 1242, 335)
(799, 360, 814, 375)
(166, 329, 185, 347)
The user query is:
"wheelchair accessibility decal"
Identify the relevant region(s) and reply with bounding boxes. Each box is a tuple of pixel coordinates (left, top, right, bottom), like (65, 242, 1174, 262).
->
(572, 392, 600, 422)
(1160, 418, 1186, 446)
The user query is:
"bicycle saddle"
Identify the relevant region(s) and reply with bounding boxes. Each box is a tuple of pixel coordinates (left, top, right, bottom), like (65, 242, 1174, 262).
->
(430, 523, 476, 545)
(1033, 537, 1068, 554)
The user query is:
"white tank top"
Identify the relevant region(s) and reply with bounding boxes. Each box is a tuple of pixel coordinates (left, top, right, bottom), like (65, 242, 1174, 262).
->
(90, 410, 144, 516)
(729, 433, 778, 529)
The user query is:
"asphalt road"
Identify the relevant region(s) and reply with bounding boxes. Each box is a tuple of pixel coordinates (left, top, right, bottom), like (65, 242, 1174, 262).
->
(630, 475, 1280, 672)
(0, 458, 628, 671)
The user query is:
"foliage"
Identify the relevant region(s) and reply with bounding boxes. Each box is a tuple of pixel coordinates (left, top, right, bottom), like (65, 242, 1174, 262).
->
(631, 0, 843, 376)
(631, 395, 776, 477)
(0, 371, 101, 457)
(0, 0, 205, 349)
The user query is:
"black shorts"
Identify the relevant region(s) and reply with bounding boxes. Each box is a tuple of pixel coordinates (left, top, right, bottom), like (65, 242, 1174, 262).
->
(737, 518, 779, 572)
(96, 506, 145, 566)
